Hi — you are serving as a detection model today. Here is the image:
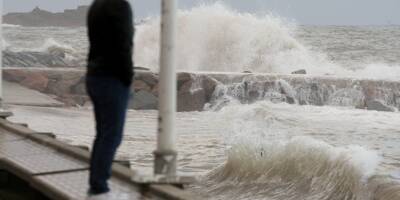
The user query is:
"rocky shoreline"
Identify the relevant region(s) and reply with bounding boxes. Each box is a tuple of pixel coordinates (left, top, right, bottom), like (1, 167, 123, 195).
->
(3, 68, 219, 112)
(3, 68, 400, 112)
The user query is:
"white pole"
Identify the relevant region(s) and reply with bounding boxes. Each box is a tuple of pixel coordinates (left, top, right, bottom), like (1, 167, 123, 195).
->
(154, 0, 178, 176)
(0, 0, 3, 108)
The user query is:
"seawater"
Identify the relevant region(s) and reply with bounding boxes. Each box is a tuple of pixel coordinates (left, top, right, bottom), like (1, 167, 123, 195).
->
(3, 3, 400, 200)
(8, 103, 400, 199)
(3, 4, 400, 79)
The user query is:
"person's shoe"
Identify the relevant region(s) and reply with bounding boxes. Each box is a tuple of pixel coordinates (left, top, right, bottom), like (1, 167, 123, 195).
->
(86, 192, 112, 200)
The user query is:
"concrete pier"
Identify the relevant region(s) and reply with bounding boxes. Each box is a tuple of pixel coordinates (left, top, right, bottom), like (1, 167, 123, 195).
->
(0, 117, 199, 200)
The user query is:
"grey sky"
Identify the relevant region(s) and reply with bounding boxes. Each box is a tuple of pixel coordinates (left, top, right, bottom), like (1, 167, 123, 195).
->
(4, 0, 400, 25)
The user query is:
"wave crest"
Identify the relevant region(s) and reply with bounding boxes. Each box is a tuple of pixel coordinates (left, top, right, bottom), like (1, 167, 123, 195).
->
(196, 137, 382, 200)
(135, 3, 341, 74)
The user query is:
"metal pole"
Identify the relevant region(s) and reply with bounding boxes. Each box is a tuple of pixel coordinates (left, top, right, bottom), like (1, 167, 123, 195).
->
(0, 0, 3, 108)
(154, 0, 178, 176)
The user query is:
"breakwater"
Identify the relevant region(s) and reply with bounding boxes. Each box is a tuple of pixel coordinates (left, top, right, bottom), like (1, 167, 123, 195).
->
(3, 68, 400, 112)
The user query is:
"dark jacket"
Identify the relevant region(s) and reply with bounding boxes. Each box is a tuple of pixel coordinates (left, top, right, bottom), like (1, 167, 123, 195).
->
(87, 0, 134, 86)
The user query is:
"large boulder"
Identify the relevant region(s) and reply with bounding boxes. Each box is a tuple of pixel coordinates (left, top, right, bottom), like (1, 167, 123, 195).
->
(178, 80, 207, 112)
(327, 87, 365, 108)
(135, 73, 158, 87)
(296, 83, 331, 106)
(21, 72, 49, 92)
(177, 75, 219, 112)
(177, 73, 193, 89)
(291, 69, 307, 74)
(278, 80, 296, 104)
(202, 76, 219, 102)
(3, 70, 29, 82)
(366, 100, 395, 112)
(133, 80, 151, 92)
(151, 84, 159, 96)
(3, 70, 49, 92)
(45, 72, 82, 96)
(130, 90, 158, 110)
(70, 77, 87, 95)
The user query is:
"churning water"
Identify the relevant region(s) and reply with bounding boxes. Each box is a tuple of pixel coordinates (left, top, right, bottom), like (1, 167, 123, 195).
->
(3, 4, 400, 78)
(4, 3, 400, 200)
(9, 103, 400, 200)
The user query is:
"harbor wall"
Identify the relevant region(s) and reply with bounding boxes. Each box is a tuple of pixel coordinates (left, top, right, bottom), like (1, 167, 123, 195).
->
(3, 68, 400, 112)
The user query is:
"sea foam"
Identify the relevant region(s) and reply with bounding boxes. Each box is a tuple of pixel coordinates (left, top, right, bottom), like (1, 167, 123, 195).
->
(135, 3, 400, 80)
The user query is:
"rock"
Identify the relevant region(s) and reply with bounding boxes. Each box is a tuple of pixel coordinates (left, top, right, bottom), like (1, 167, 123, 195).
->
(278, 80, 297, 104)
(177, 72, 193, 89)
(70, 77, 87, 95)
(69, 95, 89, 106)
(202, 76, 219, 101)
(328, 88, 365, 108)
(366, 100, 395, 112)
(134, 66, 151, 71)
(20, 73, 49, 92)
(3, 70, 49, 92)
(151, 84, 159, 96)
(242, 71, 252, 74)
(45, 73, 82, 96)
(130, 90, 158, 110)
(248, 90, 262, 102)
(136, 73, 158, 87)
(46, 80, 74, 96)
(292, 69, 307, 74)
(133, 80, 151, 92)
(295, 83, 326, 106)
(286, 96, 296, 104)
(3, 70, 28, 82)
(48, 48, 66, 58)
(178, 81, 207, 112)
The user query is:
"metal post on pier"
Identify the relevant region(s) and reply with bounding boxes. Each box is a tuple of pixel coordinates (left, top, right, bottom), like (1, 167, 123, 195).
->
(0, 0, 3, 108)
(0, 0, 12, 119)
(154, 0, 178, 176)
(133, 0, 194, 185)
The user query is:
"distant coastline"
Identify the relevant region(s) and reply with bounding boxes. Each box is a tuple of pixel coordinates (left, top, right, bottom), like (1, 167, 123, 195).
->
(3, 6, 89, 27)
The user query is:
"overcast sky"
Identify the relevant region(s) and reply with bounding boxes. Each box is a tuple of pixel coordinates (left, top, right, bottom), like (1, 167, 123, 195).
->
(3, 0, 400, 25)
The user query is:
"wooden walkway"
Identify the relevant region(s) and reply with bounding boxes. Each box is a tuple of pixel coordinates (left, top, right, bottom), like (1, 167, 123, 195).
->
(0, 115, 199, 200)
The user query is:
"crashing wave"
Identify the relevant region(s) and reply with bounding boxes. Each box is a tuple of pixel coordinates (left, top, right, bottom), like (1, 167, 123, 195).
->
(35, 38, 75, 55)
(134, 3, 400, 81)
(193, 136, 400, 200)
(2, 24, 22, 28)
(2, 38, 83, 68)
(135, 3, 341, 74)
(3, 51, 71, 68)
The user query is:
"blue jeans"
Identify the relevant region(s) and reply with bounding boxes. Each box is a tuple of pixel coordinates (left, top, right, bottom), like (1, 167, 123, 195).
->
(86, 76, 130, 195)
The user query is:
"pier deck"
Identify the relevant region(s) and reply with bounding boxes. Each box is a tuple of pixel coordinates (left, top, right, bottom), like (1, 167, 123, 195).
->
(0, 117, 197, 200)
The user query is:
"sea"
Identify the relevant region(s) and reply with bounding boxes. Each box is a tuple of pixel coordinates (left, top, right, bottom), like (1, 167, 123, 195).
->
(3, 4, 400, 200)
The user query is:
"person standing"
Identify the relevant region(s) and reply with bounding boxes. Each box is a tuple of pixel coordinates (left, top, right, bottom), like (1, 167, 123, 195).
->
(86, 0, 134, 198)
